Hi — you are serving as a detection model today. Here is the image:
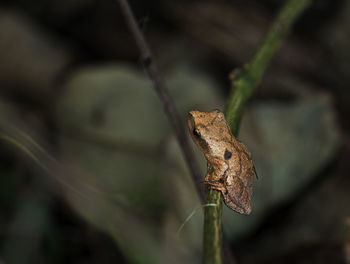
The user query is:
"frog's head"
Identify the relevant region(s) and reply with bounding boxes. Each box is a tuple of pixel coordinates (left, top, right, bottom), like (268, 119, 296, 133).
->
(187, 109, 224, 152)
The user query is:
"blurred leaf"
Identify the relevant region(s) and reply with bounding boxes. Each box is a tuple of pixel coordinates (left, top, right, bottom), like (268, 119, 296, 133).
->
(56, 63, 221, 263)
(223, 92, 340, 238)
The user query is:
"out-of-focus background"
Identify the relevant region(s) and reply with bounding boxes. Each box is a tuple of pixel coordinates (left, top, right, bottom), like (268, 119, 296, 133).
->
(0, 0, 349, 263)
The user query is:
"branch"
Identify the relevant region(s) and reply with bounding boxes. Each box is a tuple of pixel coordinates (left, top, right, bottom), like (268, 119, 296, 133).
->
(203, 0, 312, 263)
(225, 0, 312, 134)
(116, 0, 205, 200)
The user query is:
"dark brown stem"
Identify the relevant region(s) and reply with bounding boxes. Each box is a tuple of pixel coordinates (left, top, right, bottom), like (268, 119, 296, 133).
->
(117, 1, 236, 263)
(116, 0, 205, 200)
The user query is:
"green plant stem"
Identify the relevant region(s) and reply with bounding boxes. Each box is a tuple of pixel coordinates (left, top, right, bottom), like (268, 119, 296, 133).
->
(203, 0, 312, 263)
(203, 189, 223, 263)
(226, 0, 312, 134)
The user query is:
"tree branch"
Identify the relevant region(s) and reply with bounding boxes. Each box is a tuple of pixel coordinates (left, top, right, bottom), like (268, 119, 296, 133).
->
(203, 0, 312, 263)
(116, 0, 205, 200)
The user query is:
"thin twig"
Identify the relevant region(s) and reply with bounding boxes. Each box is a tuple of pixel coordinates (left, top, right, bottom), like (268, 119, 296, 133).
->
(203, 0, 312, 263)
(116, 1, 237, 263)
(116, 0, 205, 200)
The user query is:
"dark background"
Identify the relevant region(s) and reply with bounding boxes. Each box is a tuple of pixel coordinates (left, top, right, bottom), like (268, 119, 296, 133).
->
(0, 0, 349, 263)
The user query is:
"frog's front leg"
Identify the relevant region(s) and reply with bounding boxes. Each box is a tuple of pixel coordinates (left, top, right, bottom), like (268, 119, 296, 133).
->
(204, 157, 228, 183)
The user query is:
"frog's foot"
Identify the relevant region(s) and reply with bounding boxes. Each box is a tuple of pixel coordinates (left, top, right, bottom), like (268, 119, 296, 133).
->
(202, 180, 226, 194)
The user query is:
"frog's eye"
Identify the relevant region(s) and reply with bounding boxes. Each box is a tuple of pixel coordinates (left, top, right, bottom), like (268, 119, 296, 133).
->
(192, 128, 200, 137)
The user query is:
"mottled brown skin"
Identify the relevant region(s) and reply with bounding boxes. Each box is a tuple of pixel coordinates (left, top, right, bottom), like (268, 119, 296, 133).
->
(187, 109, 254, 214)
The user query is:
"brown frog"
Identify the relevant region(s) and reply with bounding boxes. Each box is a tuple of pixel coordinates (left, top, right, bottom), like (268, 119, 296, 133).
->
(187, 109, 254, 214)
